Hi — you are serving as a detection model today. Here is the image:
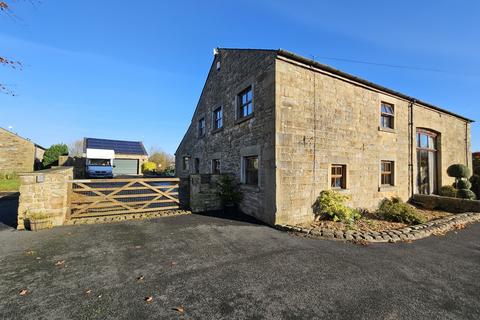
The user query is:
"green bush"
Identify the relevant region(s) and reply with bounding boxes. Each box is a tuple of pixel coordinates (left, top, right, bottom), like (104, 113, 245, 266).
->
(439, 185, 457, 198)
(470, 175, 480, 199)
(456, 179, 472, 190)
(142, 161, 157, 173)
(312, 190, 360, 224)
(42, 143, 68, 168)
(456, 189, 477, 200)
(376, 197, 425, 225)
(217, 175, 243, 207)
(447, 164, 471, 179)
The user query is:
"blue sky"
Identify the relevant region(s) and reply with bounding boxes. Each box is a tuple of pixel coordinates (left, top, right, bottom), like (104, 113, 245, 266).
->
(1, 0, 479, 154)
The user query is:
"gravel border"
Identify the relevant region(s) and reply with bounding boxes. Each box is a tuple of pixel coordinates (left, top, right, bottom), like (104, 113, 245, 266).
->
(65, 210, 191, 225)
(276, 212, 480, 243)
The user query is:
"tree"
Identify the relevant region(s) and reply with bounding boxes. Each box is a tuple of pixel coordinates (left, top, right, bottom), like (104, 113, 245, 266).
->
(148, 148, 174, 173)
(447, 164, 476, 200)
(42, 144, 69, 169)
(68, 139, 84, 157)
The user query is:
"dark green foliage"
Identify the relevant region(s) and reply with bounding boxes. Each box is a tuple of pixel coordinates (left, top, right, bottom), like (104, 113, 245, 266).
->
(376, 197, 425, 225)
(474, 166, 480, 176)
(470, 175, 480, 199)
(42, 143, 68, 168)
(439, 185, 457, 198)
(312, 190, 360, 223)
(456, 179, 472, 190)
(456, 189, 477, 200)
(447, 164, 471, 179)
(217, 175, 243, 207)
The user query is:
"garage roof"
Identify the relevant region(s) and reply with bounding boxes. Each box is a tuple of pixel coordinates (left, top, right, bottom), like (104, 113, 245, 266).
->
(84, 138, 147, 155)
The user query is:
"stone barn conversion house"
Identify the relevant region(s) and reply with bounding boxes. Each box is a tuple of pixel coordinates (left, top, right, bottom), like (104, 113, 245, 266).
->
(0, 127, 45, 173)
(175, 48, 473, 226)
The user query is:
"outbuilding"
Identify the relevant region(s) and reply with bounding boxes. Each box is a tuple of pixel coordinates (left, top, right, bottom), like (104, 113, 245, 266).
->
(84, 138, 148, 176)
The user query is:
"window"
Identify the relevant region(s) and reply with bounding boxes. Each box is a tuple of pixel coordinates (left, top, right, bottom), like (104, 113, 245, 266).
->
(380, 102, 394, 129)
(238, 86, 253, 119)
(331, 165, 346, 189)
(213, 107, 223, 130)
(212, 159, 221, 174)
(417, 129, 438, 194)
(194, 158, 200, 174)
(243, 156, 258, 186)
(381, 161, 394, 186)
(182, 157, 190, 171)
(198, 118, 206, 137)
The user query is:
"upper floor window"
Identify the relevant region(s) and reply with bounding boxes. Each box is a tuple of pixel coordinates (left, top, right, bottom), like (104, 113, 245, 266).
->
(238, 86, 253, 119)
(182, 157, 190, 171)
(331, 164, 346, 189)
(212, 159, 221, 174)
(198, 117, 206, 137)
(380, 102, 394, 129)
(194, 158, 200, 174)
(381, 161, 394, 186)
(243, 155, 258, 186)
(213, 107, 223, 130)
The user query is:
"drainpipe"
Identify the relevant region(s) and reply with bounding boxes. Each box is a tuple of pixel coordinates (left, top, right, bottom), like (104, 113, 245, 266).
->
(465, 121, 469, 168)
(408, 99, 416, 197)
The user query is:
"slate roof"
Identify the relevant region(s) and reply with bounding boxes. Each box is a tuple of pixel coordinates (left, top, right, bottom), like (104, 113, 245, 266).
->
(84, 137, 147, 155)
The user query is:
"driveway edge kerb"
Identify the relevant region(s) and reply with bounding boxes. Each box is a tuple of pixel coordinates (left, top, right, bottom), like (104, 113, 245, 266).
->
(65, 210, 191, 225)
(275, 212, 480, 243)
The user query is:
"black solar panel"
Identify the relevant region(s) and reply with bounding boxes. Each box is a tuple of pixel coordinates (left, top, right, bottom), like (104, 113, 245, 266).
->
(85, 138, 147, 155)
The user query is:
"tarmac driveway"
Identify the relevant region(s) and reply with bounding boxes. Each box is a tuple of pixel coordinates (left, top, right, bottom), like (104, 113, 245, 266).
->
(0, 212, 479, 319)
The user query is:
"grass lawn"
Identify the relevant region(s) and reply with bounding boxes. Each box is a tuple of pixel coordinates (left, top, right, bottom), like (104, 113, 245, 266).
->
(0, 177, 20, 191)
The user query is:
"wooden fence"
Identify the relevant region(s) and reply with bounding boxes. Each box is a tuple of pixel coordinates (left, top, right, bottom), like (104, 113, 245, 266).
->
(68, 178, 179, 219)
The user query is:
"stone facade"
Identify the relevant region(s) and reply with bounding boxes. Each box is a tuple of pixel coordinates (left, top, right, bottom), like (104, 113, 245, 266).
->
(0, 128, 45, 173)
(17, 167, 73, 230)
(176, 49, 473, 226)
(474, 152, 480, 173)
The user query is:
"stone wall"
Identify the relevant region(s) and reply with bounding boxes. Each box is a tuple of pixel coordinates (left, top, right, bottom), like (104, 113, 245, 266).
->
(59, 155, 86, 178)
(274, 56, 472, 225)
(0, 128, 37, 173)
(175, 49, 277, 225)
(474, 153, 480, 173)
(412, 194, 480, 213)
(17, 167, 73, 230)
(189, 174, 222, 212)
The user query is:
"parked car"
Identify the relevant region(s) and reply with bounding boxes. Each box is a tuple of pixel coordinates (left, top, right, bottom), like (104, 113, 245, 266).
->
(86, 158, 113, 178)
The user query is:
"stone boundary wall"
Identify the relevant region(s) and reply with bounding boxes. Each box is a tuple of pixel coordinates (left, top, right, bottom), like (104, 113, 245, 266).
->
(277, 212, 480, 243)
(412, 194, 480, 213)
(17, 167, 73, 230)
(190, 174, 223, 213)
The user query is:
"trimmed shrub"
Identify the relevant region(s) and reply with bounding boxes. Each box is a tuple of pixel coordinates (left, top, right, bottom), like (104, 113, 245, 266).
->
(142, 161, 157, 173)
(456, 179, 472, 190)
(439, 185, 457, 198)
(42, 144, 69, 168)
(456, 189, 477, 200)
(470, 174, 480, 199)
(376, 197, 425, 225)
(447, 164, 471, 180)
(312, 190, 360, 224)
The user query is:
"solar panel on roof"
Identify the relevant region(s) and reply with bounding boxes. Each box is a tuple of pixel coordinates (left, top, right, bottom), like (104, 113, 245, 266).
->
(85, 138, 147, 155)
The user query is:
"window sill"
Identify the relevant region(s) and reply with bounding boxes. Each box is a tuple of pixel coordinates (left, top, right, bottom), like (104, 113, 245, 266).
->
(378, 185, 396, 192)
(211, 127, 223, 134)
(378, 126, 396, 133)
(331, 188, 350, 193)
(240, 184, 260, 193)
(236, 113, 254, 125)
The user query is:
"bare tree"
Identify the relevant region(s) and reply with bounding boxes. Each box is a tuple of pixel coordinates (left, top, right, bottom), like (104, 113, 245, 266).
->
(68, 139, 84, 157)
(148, 148, 174, 173)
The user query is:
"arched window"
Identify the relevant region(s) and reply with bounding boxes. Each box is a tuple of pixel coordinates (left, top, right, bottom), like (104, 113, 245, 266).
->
(417, 129, 439, 194)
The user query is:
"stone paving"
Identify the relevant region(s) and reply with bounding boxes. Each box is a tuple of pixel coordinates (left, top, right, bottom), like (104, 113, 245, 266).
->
(277, 212, 480, 243)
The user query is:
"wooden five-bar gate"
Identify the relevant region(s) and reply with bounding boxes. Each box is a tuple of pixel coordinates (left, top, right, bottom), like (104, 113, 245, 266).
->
(68, 178, 180, 220)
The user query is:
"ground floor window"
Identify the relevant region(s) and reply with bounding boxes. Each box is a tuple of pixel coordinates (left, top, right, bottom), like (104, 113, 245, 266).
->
(194, 158, 200, 174)
(243, 156, 258, 186)
(417, 129, 438, 194)
(212, 159, 220, 174)
(331, 164, 346, 189)
(381, 161, 394, 186)
(182, 157, 189, 171)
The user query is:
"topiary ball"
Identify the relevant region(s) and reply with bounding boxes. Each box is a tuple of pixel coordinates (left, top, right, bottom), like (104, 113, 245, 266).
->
(440, 185, 457, 198)
(456, 189, 477, 200)
(447, 164, 471, 179)
(456, 179, 472, 190)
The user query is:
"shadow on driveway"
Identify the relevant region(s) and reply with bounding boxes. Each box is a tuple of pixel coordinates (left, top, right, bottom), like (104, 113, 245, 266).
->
(193, 209, 267, 226)
(0, 193, 18, 230)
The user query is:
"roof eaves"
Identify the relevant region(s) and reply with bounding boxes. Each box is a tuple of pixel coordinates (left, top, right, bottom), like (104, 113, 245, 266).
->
(276, 49, 474, 123)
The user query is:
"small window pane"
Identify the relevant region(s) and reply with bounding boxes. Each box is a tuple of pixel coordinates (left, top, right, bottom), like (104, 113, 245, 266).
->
(244, 156, 258, 185)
